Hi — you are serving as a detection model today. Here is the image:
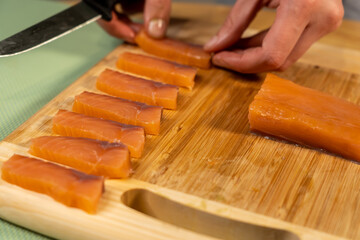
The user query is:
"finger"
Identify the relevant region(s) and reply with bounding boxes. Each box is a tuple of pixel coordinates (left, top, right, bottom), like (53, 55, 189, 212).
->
(231, 29, 268, 50)
(280, 1, 344, 70)
(203, 0, 263, 52)
(144, 0, 171, 39)
(279, 24, 340, 70)
(114, 2, 144, 34)
(128, 22, 143, 34)
(97, 12, 136, 42)
(213, 2, 312, 73)
(212, 48, 269, 73)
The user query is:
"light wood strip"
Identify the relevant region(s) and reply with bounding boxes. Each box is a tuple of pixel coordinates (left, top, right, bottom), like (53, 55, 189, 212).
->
(0, 142, 345, 240)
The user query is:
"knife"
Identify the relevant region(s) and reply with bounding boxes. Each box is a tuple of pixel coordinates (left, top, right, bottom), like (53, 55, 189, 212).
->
(0, 0, 119, 57)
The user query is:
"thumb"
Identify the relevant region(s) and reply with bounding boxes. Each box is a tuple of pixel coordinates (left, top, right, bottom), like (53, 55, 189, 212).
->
(144, 0, 172, 39)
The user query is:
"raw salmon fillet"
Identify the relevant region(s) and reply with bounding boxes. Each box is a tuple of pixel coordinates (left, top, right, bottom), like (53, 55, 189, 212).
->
(96, 68, 178, 110)
(29, 136, 131, 178)
(249, 73, 360, 162)
(73, 91, 162, 135)
(1, 154, 104, 214)
(135, 30, 212, 69)
(53, 110, 145, 158)
(116, 52, 197, 90)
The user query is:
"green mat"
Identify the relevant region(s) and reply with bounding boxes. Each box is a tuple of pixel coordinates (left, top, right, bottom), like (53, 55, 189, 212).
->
(0, 0, 121, 238)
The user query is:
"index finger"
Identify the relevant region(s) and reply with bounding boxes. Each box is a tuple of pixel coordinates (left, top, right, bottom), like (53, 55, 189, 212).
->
(204, 0, 262, 52)
(97, 12, 136, 42)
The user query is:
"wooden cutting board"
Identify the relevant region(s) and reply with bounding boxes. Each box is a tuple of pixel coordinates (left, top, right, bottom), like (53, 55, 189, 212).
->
(1, 19, 360, 240)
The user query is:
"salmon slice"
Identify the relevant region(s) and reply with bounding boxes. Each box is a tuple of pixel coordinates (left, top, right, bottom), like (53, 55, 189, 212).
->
(96, 68, 178, 110)
(116, 52, 197, 90)
(73, 91, 162, 135)
(249, 73, 360, 162)
(135, 30, 211, 69)
(53, 110, 145, 158)
(29, 136, 131, 179)
(1, 154, 104, 214)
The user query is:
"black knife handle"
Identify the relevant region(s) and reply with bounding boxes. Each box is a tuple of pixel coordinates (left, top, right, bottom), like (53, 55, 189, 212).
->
(83, 0, 118, 21)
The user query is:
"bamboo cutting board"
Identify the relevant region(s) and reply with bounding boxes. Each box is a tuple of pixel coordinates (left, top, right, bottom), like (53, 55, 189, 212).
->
(1, 20, 360, 240)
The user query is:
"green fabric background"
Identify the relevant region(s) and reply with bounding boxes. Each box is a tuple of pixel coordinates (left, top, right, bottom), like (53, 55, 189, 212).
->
(0, 0, 121, 238)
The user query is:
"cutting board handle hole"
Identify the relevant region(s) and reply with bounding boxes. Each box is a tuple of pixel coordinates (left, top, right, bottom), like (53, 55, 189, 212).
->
(121, 188, 300, 240)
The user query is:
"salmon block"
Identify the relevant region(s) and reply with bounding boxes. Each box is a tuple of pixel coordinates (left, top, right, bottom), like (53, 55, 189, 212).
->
(1, 154, 104, 214)
(96, 68, 178, 110)
(249, 73, 360, 162)
(53, 110, 145, 158)
(29, 136, 131, 179)
(135, 30, 212, 69)
(116, 52, 197, 90)
(73, 91, 162, 135)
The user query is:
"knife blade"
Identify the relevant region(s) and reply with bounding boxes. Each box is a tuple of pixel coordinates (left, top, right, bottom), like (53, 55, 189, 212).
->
(0, 1, 110, 57)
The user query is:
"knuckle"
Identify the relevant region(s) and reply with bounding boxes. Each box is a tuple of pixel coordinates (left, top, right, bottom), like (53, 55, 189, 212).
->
(278, 63, 290, 72)
(263, 51, 285, 70)
(314, 2, 344, 32)
(325, 7, 344, 30)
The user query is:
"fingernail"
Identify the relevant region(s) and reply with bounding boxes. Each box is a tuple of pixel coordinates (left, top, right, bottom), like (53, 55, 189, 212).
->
(204, 36, 218, 50)
(148, 19, 166, 39)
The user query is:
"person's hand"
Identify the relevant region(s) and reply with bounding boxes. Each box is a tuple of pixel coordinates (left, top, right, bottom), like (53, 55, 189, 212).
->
(97, 0, 171, 43)
(204, 0, 344, 73)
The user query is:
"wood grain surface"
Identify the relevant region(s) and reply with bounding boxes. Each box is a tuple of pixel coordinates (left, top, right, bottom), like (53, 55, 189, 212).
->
(0, 142, 343, 240)
(2, 5, 360, 239)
